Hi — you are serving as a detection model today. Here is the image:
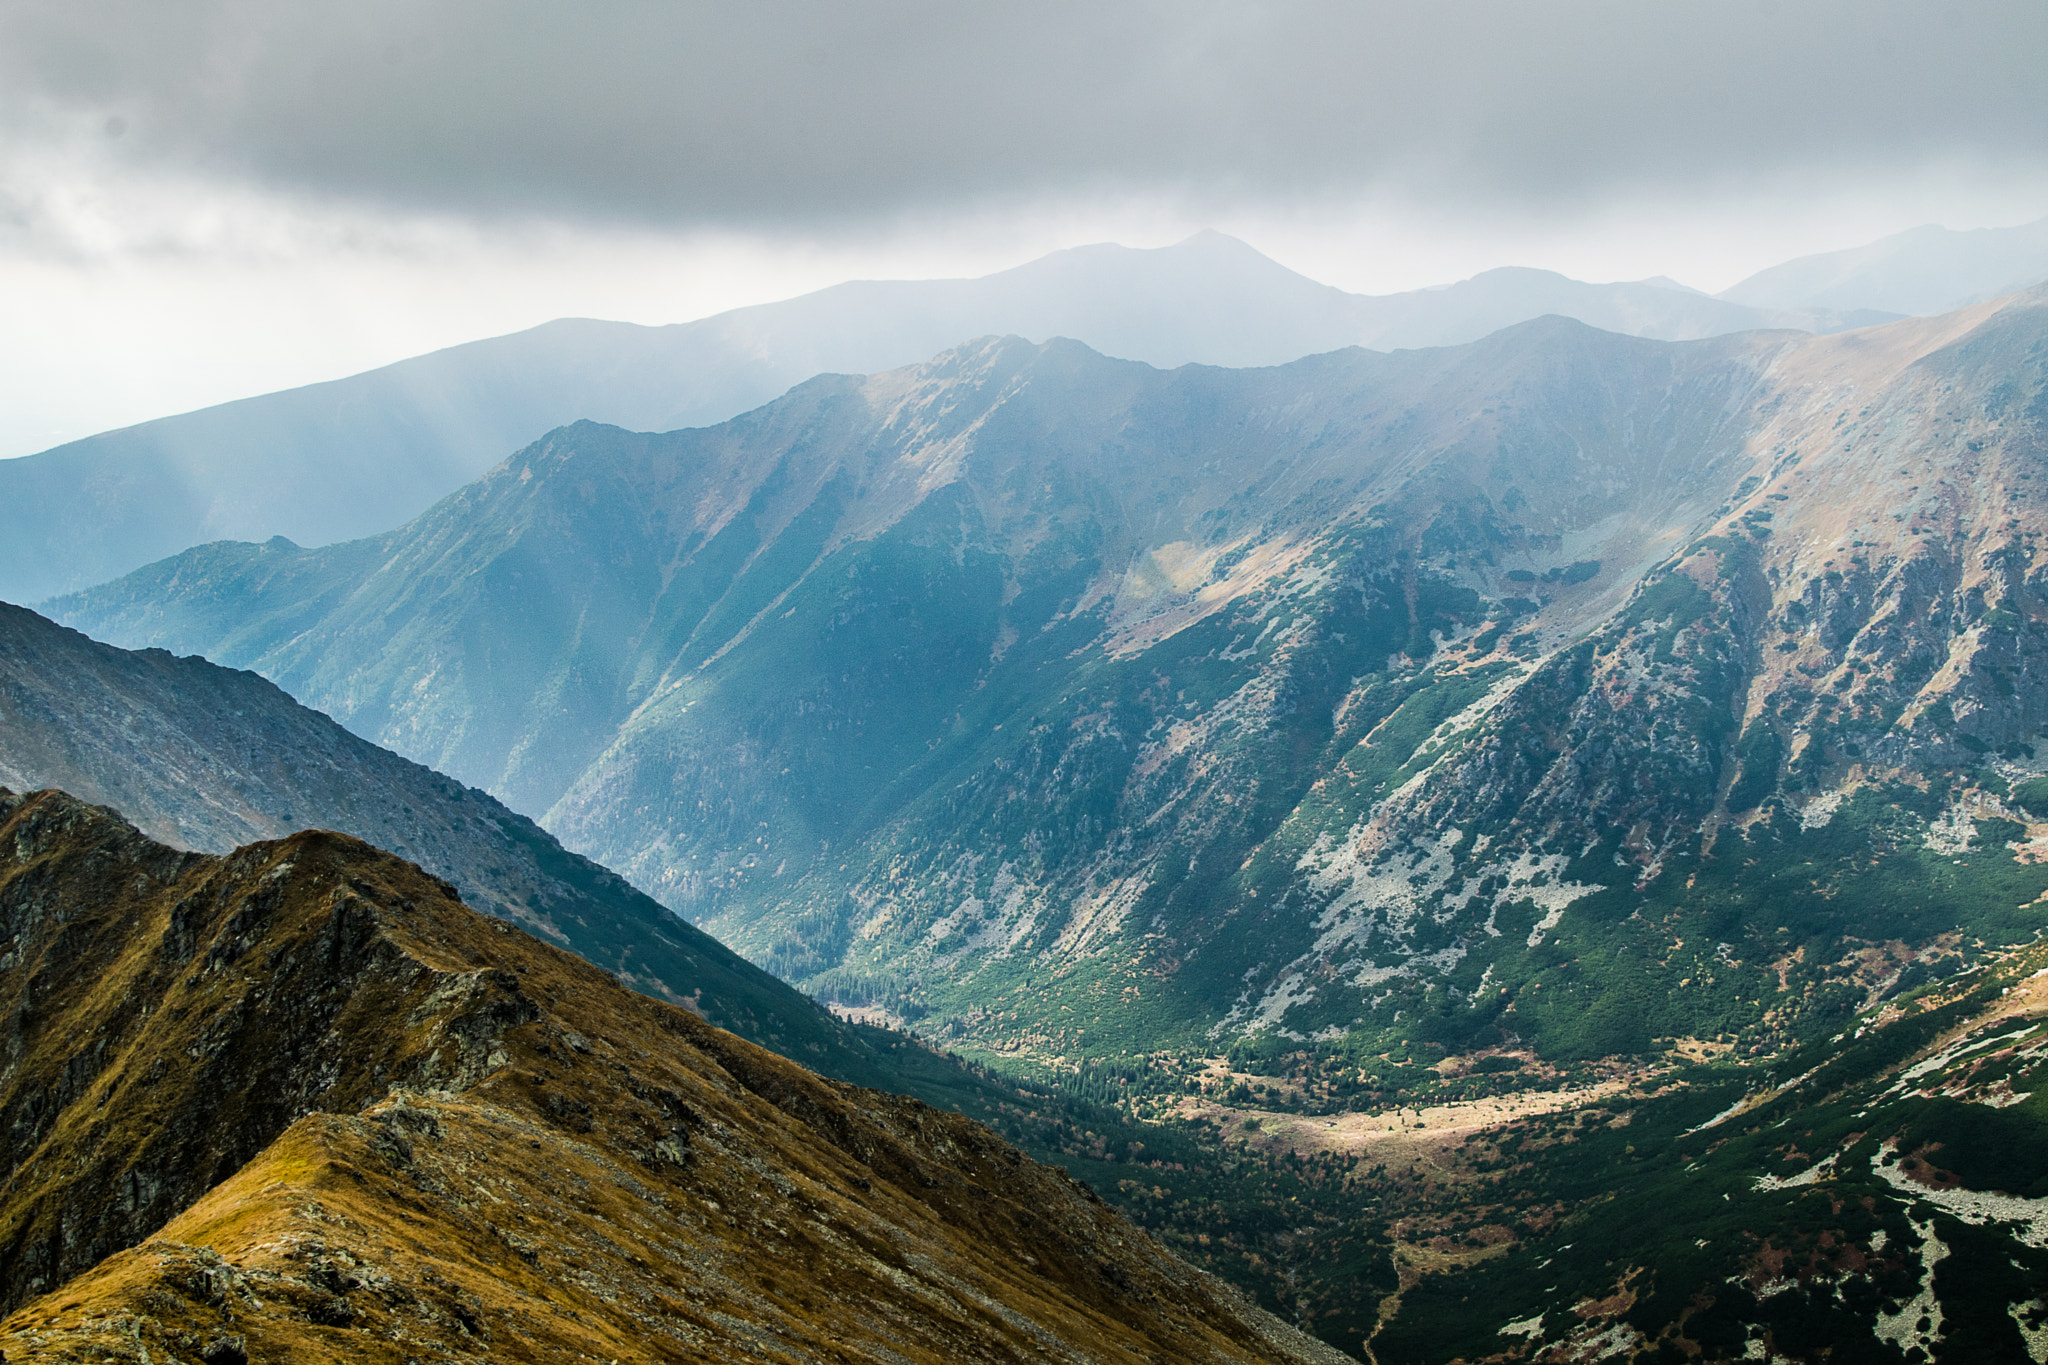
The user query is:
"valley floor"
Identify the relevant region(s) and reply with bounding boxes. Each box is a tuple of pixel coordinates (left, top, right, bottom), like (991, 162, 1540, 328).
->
(1169, 1069, 1656, 1159)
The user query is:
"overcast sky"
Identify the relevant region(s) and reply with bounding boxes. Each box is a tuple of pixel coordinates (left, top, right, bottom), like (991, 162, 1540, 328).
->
(3, 0, 2045, 455)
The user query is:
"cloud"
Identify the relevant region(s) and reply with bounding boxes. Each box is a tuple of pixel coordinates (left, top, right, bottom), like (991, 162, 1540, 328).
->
(3, 0, 2043, 236)
(3, 0, 2044, 460)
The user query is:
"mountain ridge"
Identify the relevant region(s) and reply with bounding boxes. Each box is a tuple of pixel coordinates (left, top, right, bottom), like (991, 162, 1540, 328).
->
(52, 318, 1785, 820)
(1721, 213, 2048, 315)
(51, 286, 2048, 1084)
(23, 283, 2048, 1364)
(0, 786, 1347, 1363)
(1, 233, 1886, 604)
(0, 598, 929, 1089)
(0, 598, 1418, 1348)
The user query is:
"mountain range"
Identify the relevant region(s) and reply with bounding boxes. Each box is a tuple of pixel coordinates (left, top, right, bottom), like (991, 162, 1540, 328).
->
(0, 601, 1409, 1341)
(0, 230, 1920, 605)
(15, 771, 2048, 1360)
(1722, 213, 2048, 316)
(55, 281, 2048, 1084)
(17, 271, 2048, 1360)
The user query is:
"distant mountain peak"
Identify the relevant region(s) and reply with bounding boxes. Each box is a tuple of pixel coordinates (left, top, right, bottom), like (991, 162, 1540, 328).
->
(1719, 213, 2048, 315)
(1632, 274, 1705, 295)
(1461, 264, 1577, 284)
(3, 228, 1928, 603)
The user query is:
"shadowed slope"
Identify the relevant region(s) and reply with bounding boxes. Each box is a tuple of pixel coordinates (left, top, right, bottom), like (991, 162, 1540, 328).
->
(0, 601, 880, 1080)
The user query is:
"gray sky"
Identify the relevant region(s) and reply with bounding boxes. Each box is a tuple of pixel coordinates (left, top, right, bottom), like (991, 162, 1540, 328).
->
(3, 0, 2045, 453)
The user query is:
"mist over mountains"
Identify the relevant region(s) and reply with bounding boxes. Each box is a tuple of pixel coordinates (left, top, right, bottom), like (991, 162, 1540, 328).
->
(37, 275, 2048, 1359)
(15, 212, 2048, 1356)
(1721, 213, 2048, 315)
(56, 284, 2048, 1061)
(10, 0, 2048, 1352)
(14, 220, 2038, 606)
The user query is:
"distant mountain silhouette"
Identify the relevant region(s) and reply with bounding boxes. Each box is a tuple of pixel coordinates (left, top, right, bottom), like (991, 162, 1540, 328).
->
(1720, 214, 2048, 315)
(3, 232, 1880, 603)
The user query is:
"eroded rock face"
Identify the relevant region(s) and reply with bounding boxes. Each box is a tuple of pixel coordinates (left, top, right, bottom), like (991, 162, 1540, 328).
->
(0, 788, 1348, 1364)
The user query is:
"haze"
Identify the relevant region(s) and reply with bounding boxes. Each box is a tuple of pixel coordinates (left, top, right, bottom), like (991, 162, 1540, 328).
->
(3, 0, 2044, 456)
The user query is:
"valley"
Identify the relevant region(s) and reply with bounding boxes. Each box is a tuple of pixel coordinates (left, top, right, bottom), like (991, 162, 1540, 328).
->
(10, 4, 2048, 1359)
(13, 282, 2048, 1360)
(978, 938, 2048, 1361)
(0, 600, 902, 1086)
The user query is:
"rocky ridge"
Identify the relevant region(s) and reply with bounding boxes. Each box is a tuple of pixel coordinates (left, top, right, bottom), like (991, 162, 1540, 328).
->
(1238, 290, 2048, 1039)
(0, 787, 1347, 1363)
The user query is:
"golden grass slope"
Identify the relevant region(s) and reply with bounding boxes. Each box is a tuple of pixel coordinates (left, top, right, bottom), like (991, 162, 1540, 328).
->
(0, 788, 1349, 1363)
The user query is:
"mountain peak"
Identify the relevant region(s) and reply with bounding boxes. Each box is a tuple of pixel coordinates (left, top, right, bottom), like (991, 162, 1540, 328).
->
(1170, 227, 1271, 255)
(1632, 274, 1705, 294)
